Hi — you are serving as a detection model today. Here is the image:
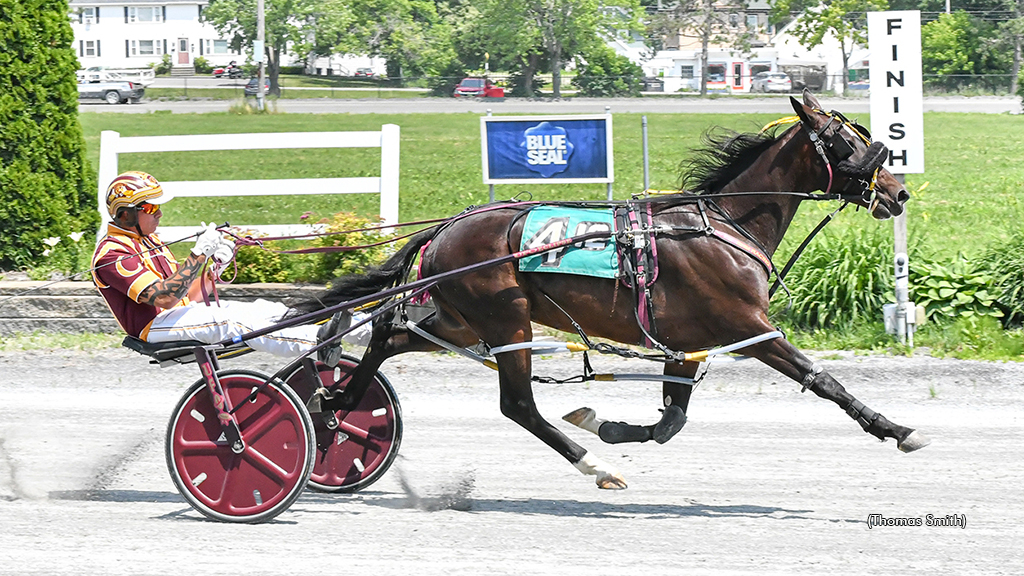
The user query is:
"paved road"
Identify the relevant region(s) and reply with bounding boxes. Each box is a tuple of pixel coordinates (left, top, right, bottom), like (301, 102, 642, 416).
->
(1, 348, 1021, 575)
(79, 95, 1023, 115)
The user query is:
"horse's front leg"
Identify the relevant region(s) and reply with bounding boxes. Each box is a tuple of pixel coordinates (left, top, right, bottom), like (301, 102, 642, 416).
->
(495, 348, 627, 489)
(747, 335, 931, 452)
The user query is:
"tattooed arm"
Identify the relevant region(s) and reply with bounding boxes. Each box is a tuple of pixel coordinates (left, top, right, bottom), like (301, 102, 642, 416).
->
(138, 254, 209, 309)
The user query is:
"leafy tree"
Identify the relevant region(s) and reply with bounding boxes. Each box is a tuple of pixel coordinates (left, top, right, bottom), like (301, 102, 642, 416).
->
(769, 0, 888, 93)
(344, 0, 460, 80)
(203, 0, 355, 95)
(921, 11, 993, 75)
(477, 0, 641, 97)
(648, 0, 757, 96)
(572, 44, 644, 96)
(0, 0, 96, 271)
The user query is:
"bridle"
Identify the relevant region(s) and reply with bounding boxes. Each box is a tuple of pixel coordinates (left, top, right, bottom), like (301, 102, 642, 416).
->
(802, 108, 889, 210)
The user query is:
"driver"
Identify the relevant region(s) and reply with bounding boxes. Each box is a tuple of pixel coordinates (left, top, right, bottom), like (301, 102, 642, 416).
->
(91, 170, 348, 364)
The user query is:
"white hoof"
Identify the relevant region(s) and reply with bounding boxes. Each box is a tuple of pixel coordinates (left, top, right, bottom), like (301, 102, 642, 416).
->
(563, 407, 605, 436)
(596, 471, 628, 490)
(898, 430, 931, 453)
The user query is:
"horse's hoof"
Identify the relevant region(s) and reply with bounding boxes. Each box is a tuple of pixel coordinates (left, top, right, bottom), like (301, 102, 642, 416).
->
(563, 407, 595, 427)
(596, 473, 628, 490)
(653, 405, 687, 444)
(898, 430, 931, 453)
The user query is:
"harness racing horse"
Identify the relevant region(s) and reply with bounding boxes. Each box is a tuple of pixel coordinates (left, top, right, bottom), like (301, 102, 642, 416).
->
(300, 91, 929, 489)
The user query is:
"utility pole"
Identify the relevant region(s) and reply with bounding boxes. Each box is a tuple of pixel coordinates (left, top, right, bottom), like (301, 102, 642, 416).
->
(256, 0, 265, 111)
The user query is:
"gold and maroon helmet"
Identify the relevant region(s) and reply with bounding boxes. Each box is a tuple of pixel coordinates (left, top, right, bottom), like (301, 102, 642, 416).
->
(105, 171, 175, 217)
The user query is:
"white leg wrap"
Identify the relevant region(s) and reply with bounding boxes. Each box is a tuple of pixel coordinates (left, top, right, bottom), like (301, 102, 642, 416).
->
(573, 452, 627, 489)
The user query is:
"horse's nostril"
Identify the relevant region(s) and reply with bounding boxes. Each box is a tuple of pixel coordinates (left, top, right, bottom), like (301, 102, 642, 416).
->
(898, 189, 910, 203)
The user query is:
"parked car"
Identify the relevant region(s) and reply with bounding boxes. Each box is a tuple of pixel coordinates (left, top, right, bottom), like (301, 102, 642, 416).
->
(453, 77, 504, 98)
(77, 80, 144, 104)
(353, 67, 376, 78)
(750, 71, 793, 93)
(244, 77, 271, 96)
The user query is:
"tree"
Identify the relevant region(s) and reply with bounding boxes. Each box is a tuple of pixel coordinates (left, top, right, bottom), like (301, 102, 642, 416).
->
(478, 0, 641, 97)
(572, 44, 644, 95)
(0, 0, 96, 272)
(769, 0, 888, 93)
(203, 0, 355, 95)
(647, 0, 758, 96)
(341, 0, 459, 80)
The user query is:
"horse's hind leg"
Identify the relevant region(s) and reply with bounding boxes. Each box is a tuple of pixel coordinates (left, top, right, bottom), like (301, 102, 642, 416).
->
(563, 360, 700, 445)
(747, 335, 930, 452)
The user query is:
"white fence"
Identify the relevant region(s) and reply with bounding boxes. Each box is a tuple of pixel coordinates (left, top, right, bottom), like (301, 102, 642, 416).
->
(96, 126, 400, 243)
(78, 68, 156, 86)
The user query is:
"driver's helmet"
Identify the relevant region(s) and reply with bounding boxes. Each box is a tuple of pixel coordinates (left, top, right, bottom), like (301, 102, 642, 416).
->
(105, 171, 175, 217)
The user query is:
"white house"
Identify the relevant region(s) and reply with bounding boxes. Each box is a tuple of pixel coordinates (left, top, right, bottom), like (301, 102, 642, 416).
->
(69, 0, 240, 73)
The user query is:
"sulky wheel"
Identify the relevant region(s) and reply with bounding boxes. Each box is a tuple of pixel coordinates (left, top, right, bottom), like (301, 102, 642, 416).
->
(166, 370, 315, 523)
(284, 355, 403, 493)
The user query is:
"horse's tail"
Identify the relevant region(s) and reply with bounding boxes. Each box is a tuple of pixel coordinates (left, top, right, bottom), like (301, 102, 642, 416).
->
(289, 227, 438, 319)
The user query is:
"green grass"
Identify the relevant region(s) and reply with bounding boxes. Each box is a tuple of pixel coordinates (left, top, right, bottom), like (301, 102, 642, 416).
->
(0, 331, 123, 351)
(146, 88, 428, 100)
(79, 111, 1024, 262)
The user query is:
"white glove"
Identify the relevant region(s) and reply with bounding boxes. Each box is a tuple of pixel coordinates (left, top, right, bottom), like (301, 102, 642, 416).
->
(191, 223, 222, 257)
(212, 238, 235, 265)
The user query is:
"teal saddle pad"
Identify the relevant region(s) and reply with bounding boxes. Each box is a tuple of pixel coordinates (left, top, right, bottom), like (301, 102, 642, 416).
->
(518, 206, 617, 278)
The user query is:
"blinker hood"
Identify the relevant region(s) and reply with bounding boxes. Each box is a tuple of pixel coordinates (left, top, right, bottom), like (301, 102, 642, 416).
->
(837, 141, 888, 178)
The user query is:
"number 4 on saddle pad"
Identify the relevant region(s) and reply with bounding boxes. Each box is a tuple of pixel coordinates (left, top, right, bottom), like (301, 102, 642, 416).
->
(518, 206, 618, 278)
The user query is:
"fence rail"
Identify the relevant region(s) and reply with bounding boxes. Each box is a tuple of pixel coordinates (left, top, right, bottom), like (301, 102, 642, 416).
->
(96, 126, 400, 243)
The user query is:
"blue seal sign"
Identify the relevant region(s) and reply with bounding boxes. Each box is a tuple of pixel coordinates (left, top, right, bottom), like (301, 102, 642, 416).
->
(522, 122, 575, 177)
(481, 114, 614, 184)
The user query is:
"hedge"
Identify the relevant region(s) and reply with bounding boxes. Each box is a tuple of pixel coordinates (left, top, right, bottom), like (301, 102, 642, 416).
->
(0, 0, 96, 272)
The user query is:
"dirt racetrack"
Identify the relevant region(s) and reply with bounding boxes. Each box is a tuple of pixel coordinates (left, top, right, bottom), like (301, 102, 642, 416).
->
(0, 346, 1021, 575)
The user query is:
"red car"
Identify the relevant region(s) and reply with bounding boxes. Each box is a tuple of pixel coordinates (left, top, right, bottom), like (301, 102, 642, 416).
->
(453, 77, 504, 98)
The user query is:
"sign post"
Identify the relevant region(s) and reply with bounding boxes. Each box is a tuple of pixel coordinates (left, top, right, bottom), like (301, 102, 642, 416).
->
(868, 10, 924, 346)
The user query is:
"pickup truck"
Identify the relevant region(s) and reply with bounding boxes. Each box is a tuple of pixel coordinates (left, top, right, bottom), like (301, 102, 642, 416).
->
(77, 80, 145, 105)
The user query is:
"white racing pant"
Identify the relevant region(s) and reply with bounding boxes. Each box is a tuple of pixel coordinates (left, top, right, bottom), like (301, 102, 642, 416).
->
(145, 299, 318, 358)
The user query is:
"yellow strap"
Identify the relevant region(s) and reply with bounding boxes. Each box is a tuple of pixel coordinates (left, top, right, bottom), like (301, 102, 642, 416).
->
(760, 116, 800, 133)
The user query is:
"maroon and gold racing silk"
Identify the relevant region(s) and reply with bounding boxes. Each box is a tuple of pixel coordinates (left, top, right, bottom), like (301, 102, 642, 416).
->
(91, 223, 190, 338)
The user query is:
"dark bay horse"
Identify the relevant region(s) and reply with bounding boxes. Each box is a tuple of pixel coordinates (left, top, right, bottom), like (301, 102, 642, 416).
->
(301, 91, 929, 489)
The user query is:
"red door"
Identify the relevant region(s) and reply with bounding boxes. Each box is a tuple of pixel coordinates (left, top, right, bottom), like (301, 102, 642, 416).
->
(178, 39, 190, 64)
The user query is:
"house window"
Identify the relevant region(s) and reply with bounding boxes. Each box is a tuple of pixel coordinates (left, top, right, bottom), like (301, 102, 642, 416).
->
(83, 40, 97, 57)
(130, 39, 164, 56)
(128, 6, 162, 23)
(679, 66, 694, 79)
(83, 7, 96, 24)
(746, 14, 758, 31)
(707, 64, 726, 83)
(204, 39, 231, 54)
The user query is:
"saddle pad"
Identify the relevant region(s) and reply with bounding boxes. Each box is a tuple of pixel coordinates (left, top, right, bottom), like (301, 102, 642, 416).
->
(518, 206, 617, 278)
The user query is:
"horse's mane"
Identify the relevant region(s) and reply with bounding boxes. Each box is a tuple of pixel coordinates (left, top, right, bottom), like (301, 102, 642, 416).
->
(680, 127, 782, 194)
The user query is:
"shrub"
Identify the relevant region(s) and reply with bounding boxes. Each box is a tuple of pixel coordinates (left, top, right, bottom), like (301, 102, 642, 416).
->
(0, 0, 96, 272)
(229, 230, 291, 283)
(909, 256, 1004, 322)
(571, 47, 644, 97)
(302, 212, 398, 282)
(278, 65, 304, 75)
(193, 56, 213, 74)
(152, 53, 172, 75)
(770, 227, 894, 328)
(977, 231, 1024, 325)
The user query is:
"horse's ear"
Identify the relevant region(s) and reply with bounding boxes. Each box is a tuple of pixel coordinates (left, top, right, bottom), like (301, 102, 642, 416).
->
(790, 95, 813, 125)
(802, 88, 822, 110)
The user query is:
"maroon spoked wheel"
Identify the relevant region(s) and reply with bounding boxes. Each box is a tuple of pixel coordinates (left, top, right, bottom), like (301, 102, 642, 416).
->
(285, 355, 402, 493)
(166, 370, 315, 523)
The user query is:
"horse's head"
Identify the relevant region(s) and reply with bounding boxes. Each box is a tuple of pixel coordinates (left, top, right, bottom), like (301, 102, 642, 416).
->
(790, 90, 908, 218)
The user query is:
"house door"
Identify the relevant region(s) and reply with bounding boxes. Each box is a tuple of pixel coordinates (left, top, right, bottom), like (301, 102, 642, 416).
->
(733, 63, 743, 88)
(178, 38, 190, 64)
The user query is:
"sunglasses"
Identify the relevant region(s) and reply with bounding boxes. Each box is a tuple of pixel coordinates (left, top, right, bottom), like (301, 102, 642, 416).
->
(137, 203, 160, 215)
